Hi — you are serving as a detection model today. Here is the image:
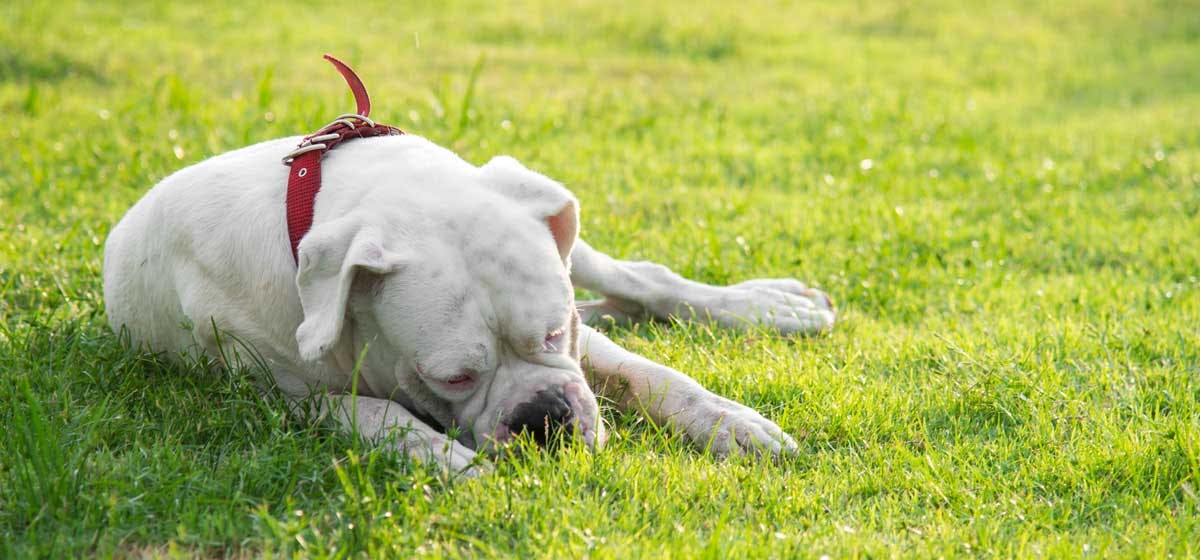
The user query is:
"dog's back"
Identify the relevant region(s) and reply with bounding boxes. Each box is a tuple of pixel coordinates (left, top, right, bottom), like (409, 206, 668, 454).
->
(103, 137, 304, 359)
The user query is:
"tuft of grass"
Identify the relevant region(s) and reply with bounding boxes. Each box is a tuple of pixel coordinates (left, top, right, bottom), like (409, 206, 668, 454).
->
(2, 0, 1199, 557)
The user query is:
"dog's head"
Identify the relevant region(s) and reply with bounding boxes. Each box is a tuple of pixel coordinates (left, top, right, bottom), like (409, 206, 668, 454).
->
(291, 152, 604, 453)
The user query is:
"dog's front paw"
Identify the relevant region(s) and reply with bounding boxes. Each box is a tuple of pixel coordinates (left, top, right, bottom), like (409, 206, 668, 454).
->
(442, 440, 490, 478)
(703, 278, 836, 336)
(399, 433, 490, 479)
(681, 394, 799, 458)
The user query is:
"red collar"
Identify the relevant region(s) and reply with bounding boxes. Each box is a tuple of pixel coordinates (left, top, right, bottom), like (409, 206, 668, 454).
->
(282, 54, 404, 263)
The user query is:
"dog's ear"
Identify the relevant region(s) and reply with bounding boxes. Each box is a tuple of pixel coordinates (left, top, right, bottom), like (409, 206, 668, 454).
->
(480, 156, 579, 262)
(294, 217, 404, 361)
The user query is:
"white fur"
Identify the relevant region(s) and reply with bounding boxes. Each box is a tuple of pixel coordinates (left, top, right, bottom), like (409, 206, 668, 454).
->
(104, 134, 834, 476)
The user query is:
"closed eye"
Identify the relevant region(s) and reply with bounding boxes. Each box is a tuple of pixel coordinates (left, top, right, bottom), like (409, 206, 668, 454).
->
(446, 372, 473, 386)
(542, 329, 565, 353)
(416, 363, 478, 391)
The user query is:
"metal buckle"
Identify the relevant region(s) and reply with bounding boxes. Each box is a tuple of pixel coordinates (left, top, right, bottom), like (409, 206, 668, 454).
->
(335, 113, 375, 127)
(318, 114, 373, 132)
(308, 133, 340, 143)
(280, 113, 375, 165)
(281, 143, 327, 165)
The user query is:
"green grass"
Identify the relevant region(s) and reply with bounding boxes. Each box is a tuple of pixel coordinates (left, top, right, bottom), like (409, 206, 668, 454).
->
(2, 0, 1199, 557)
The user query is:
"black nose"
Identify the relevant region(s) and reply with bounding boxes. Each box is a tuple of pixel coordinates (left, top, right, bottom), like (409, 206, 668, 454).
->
(507, 386, 574, 447)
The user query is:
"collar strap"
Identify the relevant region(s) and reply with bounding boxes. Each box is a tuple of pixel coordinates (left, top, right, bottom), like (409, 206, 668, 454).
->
(283, 54, 404, 263)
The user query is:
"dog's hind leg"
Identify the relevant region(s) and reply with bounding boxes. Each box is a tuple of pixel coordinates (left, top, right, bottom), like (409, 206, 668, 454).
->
(578, 324, 797, 457)
(302, 393, 486, 478)
(569, 240, 836, 335)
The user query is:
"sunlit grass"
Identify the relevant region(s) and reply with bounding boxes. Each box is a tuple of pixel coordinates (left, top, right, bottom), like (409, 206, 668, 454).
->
(2, 0, 1198, 557)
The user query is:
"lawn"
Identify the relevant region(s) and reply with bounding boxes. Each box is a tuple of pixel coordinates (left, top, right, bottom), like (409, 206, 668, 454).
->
(2, 0, 1199, 557)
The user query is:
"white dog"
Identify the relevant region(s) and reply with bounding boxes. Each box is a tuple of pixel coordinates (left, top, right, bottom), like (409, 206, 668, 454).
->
(104, 132, 835, 475)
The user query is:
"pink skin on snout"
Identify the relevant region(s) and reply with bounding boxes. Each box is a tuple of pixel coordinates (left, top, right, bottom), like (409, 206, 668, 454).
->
(480, 380, 604, 452)
(563, 381, 604, 448)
